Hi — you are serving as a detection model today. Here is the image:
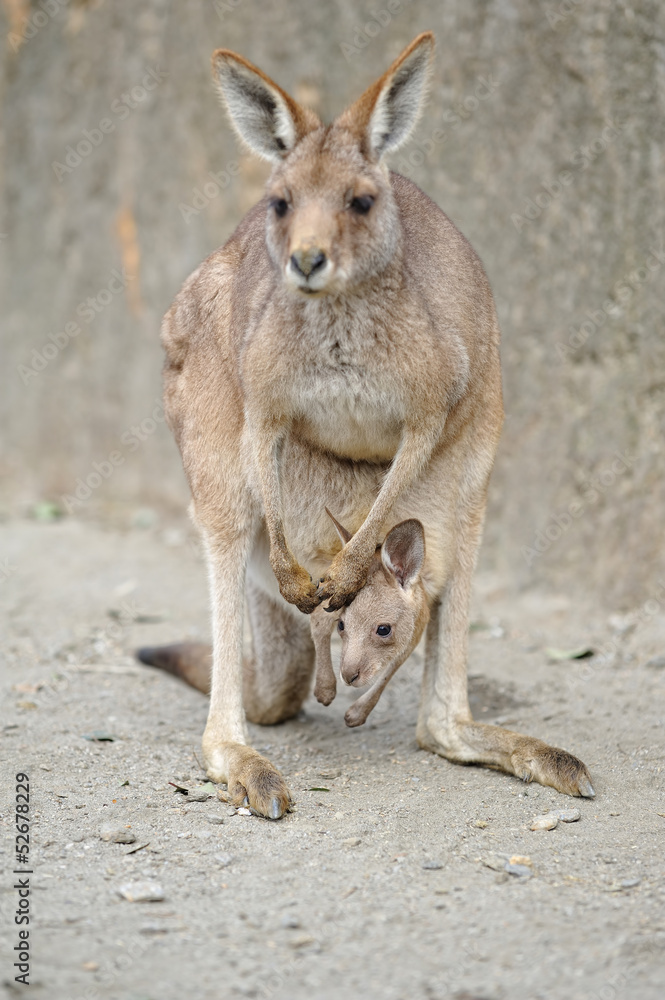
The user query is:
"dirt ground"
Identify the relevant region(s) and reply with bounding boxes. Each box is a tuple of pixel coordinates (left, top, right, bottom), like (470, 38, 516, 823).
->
(1, 516, 664, 1000)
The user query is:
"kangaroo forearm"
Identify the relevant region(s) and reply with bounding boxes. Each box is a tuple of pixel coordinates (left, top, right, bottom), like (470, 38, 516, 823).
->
(353, 425, 443, 552)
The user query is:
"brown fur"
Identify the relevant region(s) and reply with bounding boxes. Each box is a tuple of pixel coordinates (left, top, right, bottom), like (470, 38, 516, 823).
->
(152, 34, 594, 818)
(310, 516, 430, 727)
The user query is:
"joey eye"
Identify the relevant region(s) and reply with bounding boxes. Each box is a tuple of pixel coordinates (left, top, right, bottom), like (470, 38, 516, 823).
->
(337, 620, 345, 632)
(350, 195, 374, 215)
(376, 624, 392, 637)
(271, 198, 289, 218)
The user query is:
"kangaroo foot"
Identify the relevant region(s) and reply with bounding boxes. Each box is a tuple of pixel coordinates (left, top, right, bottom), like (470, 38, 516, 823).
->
(203, 739, 291, 820)
(419, 720, 595, 798)
(509, 735, 595, 798)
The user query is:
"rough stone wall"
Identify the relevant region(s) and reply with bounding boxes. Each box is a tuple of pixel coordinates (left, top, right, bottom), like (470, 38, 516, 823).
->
(1, 0, 663, 606)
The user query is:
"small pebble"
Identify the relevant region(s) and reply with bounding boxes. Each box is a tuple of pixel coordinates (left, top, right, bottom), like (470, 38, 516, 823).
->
(187, 789, 211, 802)
(100, 826, 136, 845)
(206, 815, 224, 825)
(621, 877, 641, 889)
(530, 814, 558, 831)
(554, 808, 581, 823)
(237, 807, 252, 816)
(482, 853, 509, 872)
(215, 853, 234, 867)
(505, 863, 533, 878)
(117, 881, 164, 903)
(82, 962, 99, 972)
(342, 837, 361, 847)
(422, 860, 443, 870)
(280, 914, 300, 929)
(645, 655, 665, 669)
(290, 934, 316, 949)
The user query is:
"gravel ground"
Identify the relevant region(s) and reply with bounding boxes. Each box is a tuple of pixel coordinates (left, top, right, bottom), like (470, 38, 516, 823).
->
(1, 518, 664, 1000)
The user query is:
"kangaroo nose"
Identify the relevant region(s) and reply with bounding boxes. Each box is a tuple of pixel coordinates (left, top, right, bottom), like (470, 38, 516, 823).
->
(290, 248, 327, 278)
(346, 670, 360, 685)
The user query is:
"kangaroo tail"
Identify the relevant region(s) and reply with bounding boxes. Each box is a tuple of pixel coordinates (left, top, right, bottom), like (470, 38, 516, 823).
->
(136, 642, 212, 695)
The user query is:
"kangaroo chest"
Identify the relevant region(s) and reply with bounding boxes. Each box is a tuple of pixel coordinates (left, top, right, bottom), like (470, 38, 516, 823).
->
(294, 362, 402, 461)
(288, 310, 406, 461)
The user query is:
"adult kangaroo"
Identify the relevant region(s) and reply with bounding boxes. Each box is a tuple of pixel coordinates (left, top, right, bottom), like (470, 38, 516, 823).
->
(157, 33, 594, 818)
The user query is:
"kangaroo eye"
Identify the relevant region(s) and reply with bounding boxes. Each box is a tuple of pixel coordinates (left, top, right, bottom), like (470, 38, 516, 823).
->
(376, 624, 391, 637)
(350, 195, 374, 215)
(337, 620, 345, 632)
(271, 198, 289, 218)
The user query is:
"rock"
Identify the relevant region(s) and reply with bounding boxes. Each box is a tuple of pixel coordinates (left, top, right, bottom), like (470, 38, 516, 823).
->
(318, 767, 342, 779)
(422, 860, 443, 870)
(342, 837, 361, 847)
(117, 881, 164, 902)
(289, 934, 316, 949)
(554, 807, 581, 823)
(280, 914, 300, 929)
(237, 807, 252, 816)
(187, 789, 211, 802)
(605, 877, 641, 892)
(481, 853, 509, 872)
(646, 655, 665, 669)
(206, 815, 224, 825)
(530, 814, 558, 831)
(505, 863, 533, 878)
(215, 853, 234, 867)
(100, 826, 136, 844)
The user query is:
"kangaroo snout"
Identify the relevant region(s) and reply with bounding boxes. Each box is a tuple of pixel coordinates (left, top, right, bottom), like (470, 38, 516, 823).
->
(341, 660, 372, 687)
(290, 246, 327, 279)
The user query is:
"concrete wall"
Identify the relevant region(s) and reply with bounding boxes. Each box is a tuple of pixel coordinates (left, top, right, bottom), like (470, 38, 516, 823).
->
(1, 0, 664, 606)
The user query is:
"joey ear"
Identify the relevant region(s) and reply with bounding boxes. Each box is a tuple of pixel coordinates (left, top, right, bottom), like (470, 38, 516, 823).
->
(381, 520, 425, 589)
(325, 507, 353, 545)
(211, 49, 321, 162)
(336, 32, 434, 161)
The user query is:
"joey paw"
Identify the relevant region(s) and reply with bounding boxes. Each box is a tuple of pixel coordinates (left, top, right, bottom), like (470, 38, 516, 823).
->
(344, 701, 369, 728)
(313, 678, 337, 706)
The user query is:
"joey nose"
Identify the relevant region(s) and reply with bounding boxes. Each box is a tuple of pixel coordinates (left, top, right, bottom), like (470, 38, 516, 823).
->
(346, 670, 360, 685)
(291, 248, 327, 278)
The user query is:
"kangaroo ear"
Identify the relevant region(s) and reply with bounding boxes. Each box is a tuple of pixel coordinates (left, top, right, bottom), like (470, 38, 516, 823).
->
(381, 520, 425, 589)
(325, 508, 353, 545)
(336, 32, 434, 161)
(212, 50, 321, 162)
